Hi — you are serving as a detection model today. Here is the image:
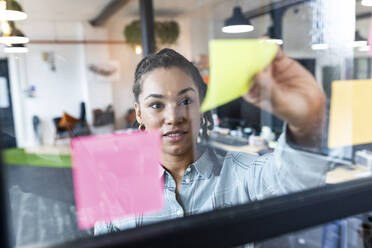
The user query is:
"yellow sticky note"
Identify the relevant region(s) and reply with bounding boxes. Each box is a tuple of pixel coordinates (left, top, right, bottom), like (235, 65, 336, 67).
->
(200, 39, 278, 112)
(328, 80, 372, 148)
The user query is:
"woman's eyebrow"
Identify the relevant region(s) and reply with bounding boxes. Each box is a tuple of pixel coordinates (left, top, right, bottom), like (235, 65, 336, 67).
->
(144, 88, 195, 100)
(178, 87, 196, 96)
(145, 94, 164, 100)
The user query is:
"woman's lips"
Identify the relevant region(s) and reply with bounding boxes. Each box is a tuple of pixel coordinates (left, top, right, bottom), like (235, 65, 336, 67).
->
(163, 131, 187, 142)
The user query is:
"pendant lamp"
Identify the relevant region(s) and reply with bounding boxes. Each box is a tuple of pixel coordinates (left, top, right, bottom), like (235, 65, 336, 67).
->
(352, 30, 368, 48)
(261, 25, 283, 45)
(222, 7, 254, 34)
(312, 35, 328, 50)
(0, 0, 27, 21)
(4, 43, 28, 53)
(311, 43, 328, 50)
(0, 21, 29, 44)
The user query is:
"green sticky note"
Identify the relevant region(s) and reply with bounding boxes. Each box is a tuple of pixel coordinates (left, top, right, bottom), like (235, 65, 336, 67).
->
(201, 39, 278, 112)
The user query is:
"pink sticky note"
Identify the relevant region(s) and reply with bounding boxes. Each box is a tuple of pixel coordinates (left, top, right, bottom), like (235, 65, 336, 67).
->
(71, 130, 163, 229)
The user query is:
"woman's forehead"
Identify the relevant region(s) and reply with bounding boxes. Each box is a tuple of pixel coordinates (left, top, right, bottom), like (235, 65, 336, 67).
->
(140, 67, 197, 97)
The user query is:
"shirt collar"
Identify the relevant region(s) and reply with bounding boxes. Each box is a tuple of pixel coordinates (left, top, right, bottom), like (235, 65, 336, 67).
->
(193, 148, 217, 179)
(157, 146, 219, 179)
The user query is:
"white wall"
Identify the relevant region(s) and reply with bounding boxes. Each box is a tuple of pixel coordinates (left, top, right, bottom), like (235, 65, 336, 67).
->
(8, 54, 28, 147)
(105, 17, 141, 130)
(7, 20, 114, 146)
(24, 43, 86, 145)
(7, 14, 194, 146)
(81, 23, 113, 125)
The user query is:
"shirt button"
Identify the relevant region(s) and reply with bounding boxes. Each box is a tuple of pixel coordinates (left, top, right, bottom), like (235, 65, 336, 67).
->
(186, 167, 191, 172)
(185, 178, 190, 184)
(176, 210, 183, 216)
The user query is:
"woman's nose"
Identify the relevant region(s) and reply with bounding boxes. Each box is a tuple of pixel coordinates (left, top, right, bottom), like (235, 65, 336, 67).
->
(164, 104, 186, 125)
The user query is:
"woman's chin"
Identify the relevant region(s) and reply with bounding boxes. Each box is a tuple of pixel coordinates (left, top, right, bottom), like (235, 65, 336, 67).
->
(161, 134, 197, 157)
(162, 143, 192, 157)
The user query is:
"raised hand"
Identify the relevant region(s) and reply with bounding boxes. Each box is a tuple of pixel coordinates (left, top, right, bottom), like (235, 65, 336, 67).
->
(243, 48, 326, 146)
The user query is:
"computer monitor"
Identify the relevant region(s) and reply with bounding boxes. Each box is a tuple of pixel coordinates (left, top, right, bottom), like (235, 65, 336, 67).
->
(216, 98, 261, 132)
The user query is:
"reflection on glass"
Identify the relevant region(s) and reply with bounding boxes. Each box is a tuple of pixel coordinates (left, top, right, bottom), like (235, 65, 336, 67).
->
(1, 0, 372, 247)
(258, 211, 372, 248)
(95, 43, 331, 234)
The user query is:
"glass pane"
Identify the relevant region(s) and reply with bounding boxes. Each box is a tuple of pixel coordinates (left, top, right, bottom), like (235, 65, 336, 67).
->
(258, 212, 372, 248)
(1, 0, 372, 247)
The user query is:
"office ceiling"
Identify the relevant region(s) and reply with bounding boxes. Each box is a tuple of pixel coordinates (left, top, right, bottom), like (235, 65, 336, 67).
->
(21, 0, 282, 21)
(21, 0, 370, 22)
(22, 0, 108, 21)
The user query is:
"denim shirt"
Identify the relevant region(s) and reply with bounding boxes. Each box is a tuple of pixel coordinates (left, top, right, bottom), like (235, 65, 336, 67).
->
(94, 133, 331, 235)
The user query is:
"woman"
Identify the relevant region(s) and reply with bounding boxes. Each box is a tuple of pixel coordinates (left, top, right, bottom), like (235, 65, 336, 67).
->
(95, 48, 329, 234)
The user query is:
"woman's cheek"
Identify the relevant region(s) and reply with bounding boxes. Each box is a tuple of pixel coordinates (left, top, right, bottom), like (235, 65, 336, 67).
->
(191, 115, 201, 136)
(143, 111, 163, 129)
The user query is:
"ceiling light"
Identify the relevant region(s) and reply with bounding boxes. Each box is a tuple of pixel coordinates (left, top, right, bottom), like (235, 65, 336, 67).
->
(361, 0, 372, 6)
(0, 0, 27, 21)
(311, 43, 328, 50)
(4, 43, 28, 53)
(260, 38, 283, 45)
(263, 26, 284, 45)
(266, 39, 283, 45)
(351, 40, 368, 47)
(222, 7, 254, 34)
(135, 45, 142, 55)
(0, 36, 28, 44)
(0, 21, 29, 44)
(351, 30, 368, 48)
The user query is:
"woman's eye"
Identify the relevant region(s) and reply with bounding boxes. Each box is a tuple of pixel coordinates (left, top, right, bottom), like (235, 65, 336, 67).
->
(150, 102, 163, 109)
(180, 98, 193, 106)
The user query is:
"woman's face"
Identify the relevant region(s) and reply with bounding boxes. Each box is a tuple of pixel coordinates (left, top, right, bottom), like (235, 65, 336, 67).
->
(134, 67, 201, 157)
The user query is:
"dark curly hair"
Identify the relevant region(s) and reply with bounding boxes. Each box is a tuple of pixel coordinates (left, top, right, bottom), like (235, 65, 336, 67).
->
(133, 48, 213, 140)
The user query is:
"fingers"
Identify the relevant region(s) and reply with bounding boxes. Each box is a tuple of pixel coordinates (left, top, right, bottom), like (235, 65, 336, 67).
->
(273, 49, 297, 77)
(245, 79, 260, 102)
(253, 65, 274, 93)
(244, 66, 275, 112)
(274, 46, 285, 61)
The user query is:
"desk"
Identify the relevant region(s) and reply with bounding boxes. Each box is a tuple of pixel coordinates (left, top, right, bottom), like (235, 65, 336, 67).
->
(211, 141, 372, 184)
(326, 165, 372, 184)
(25, 144, 71, 155)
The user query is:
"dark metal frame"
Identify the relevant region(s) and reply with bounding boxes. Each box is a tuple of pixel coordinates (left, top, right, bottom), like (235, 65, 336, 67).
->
(45, 178, 372, 248)
(0, 126, 13, 248)
(139, 0, 155, 56)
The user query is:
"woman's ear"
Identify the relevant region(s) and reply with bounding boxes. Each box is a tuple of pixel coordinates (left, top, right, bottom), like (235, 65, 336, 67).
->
(134, 102, 142, 124)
